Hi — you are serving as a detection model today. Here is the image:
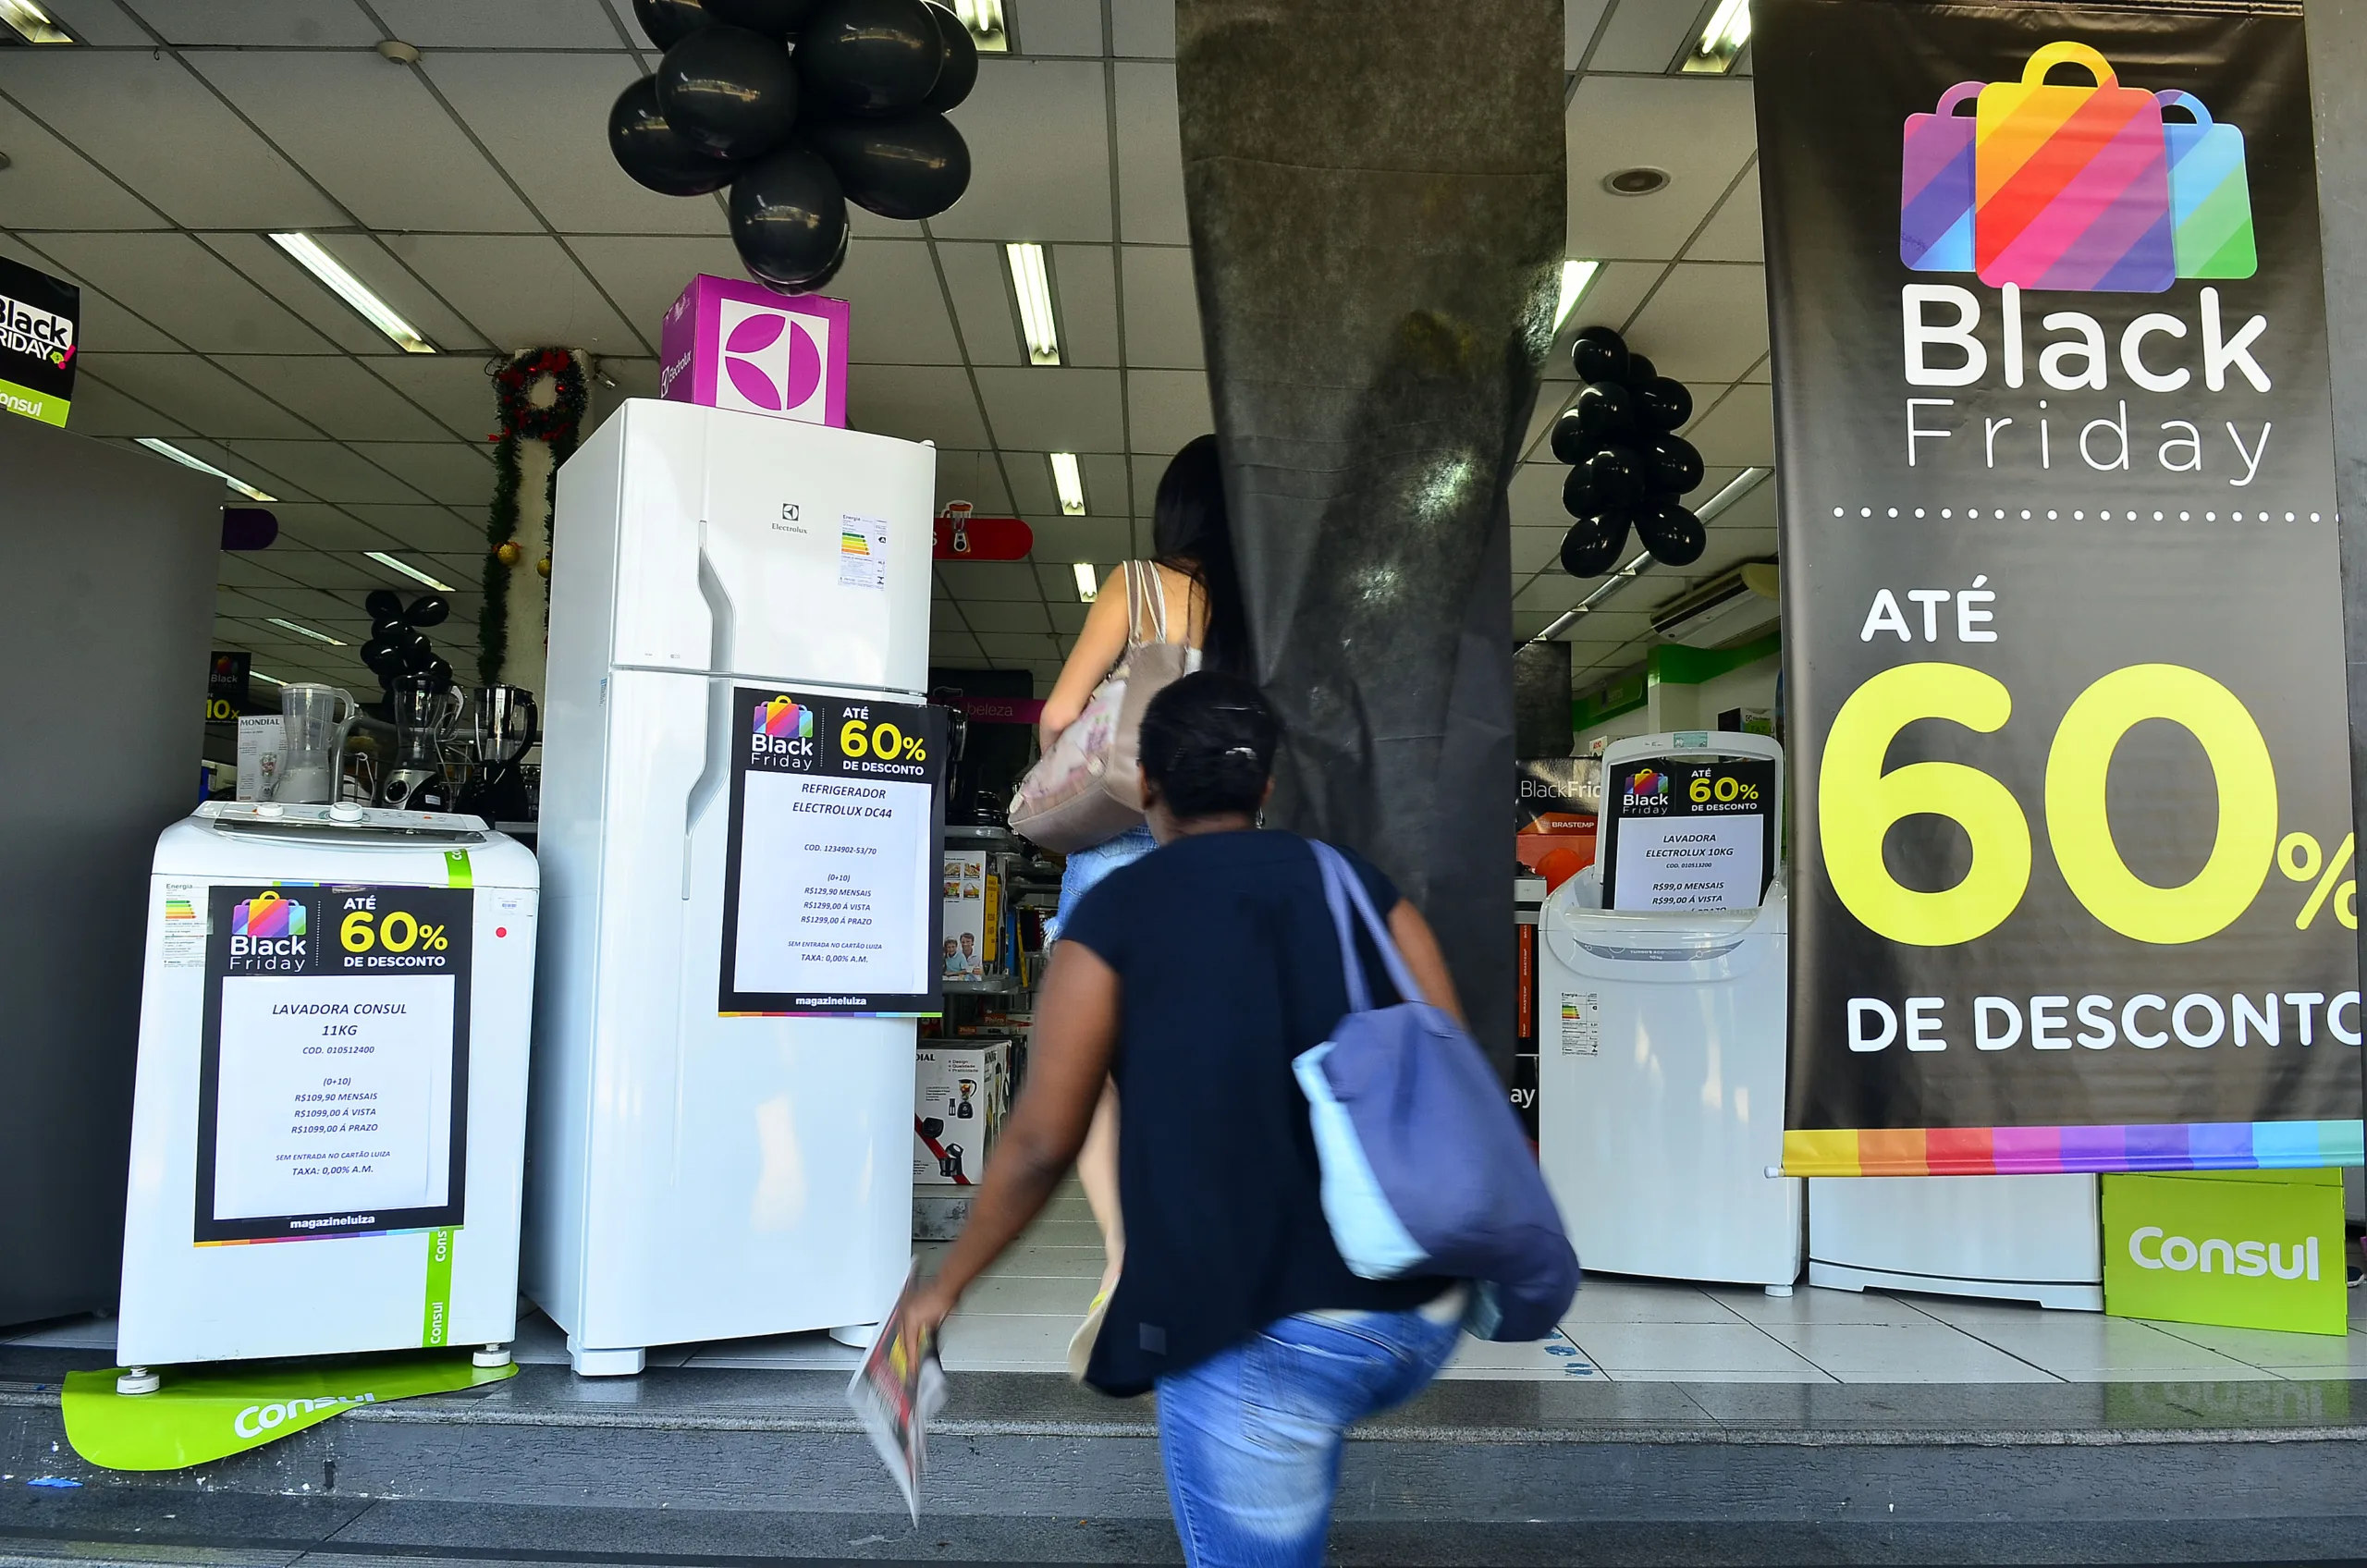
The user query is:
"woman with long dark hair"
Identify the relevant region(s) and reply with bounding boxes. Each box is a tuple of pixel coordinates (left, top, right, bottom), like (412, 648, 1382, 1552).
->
(1032, 433, 1246, 1373)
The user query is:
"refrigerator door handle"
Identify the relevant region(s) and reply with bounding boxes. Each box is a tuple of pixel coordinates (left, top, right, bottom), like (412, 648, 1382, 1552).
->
(696, 519, 735, 673)
(682, 680, 730, 900)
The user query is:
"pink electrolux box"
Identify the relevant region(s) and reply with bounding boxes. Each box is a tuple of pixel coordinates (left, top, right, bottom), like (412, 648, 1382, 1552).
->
(658, 274, 849, 427)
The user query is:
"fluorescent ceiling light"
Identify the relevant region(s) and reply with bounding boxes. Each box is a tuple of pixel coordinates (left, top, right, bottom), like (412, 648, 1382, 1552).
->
(1049, 452, 1085, 516)
(0, 0, 74, 43)
(365, 550, 455, 592)
(136, 438, 276, 502)
(1005, 242, 1061, 366)
(269, 232, 435, 354)
(1552, 260, 1601, 331)
(1682, 0, 1750, 73)
(266, 617, 348, 647)
(251, 669, 289, 687)
(1072, 562, 1098, 603)
(947, 0, 1007, 50)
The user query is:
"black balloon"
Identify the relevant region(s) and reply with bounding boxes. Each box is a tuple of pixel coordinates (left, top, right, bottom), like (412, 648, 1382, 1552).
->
(730, 144, 852, 288)
(1640, 433, 1704, 496)
(1561, 512, 1632, 578)
(1549, 408, 1589, 466)
(657, 26, 801, 160)
(919, 0, 976, 112)
(1570, 325, 1628, 385)
(609, 76, 737, 195)
(805, 110, 969, 219)
(406, 594, 450, 629)
(400, 632, 437, 672)
(705, 0, 816, 34)
(1567, 380, 1634, 446)
(364, 589, 404, 622)
(797, 0, 943, 116)
(791, 221, 853, 293)
(1568, 444, 1646, 514)
(1623, 351, 1659, 388)
(633, 0, 713, 48)
(361, 635, 403, 673)
(1636, 499, 1707, 566)
(1634, 374, 1692, 433)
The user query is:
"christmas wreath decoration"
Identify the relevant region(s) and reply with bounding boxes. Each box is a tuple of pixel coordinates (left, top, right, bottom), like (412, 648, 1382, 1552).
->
(478, 349, 589, 685)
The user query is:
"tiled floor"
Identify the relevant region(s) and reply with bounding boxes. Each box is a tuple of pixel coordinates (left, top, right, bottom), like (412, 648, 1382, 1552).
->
(10, 1186, 2361, 1387)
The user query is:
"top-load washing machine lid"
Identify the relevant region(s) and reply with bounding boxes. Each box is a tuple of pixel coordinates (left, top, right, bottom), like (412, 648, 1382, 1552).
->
(154, 802, 538, 889)
(1542, 876, 1786, 982)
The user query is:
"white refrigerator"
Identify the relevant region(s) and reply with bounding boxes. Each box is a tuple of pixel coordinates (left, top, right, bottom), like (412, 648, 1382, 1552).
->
(526, 398, 935, 1375)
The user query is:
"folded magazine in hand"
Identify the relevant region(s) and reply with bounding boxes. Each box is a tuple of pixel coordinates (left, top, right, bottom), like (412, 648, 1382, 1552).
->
(845, 1262, 948, 1522)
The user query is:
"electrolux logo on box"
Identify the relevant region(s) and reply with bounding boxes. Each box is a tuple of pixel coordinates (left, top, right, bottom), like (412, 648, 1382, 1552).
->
(717, 300, 829, 420)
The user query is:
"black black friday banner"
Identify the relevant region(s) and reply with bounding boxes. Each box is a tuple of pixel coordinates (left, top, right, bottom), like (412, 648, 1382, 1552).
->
(1756, 0, 2363, 1175)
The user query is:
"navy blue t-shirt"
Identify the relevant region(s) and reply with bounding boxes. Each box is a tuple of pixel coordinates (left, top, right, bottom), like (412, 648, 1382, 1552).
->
(1060, 829, 1449, 1396)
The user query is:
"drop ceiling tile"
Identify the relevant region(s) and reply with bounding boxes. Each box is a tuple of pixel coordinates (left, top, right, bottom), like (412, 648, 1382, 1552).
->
(1112, 61, 1184, 246)
(31, 232, 331, 356)
(215, 356, 453, 442)
(927, 59, 1112, 242)
(192, 234, 406, 357)
(38, 0, 153, 44)
(344, 503, 486, 553)
(975, 631, 1062, 661)
(1119, 246, 1199, 368)
(1622, 263, 1767, 384)
(1014, 0, 1103, 55)
(959, 599, 1054, 634)
(1516, 573, 1591, 612)
(59, 374, 178, 438)
(1564, 75, 1756, 262)
(374, 0, 628, 46)
(594, 356, 661, 404)
(941, 560, 1044, 602)
(1686, 165, 1761, 263)
(426, 52, 724, 236)
(0, 97, 157, 227)
(227, 439, 425, 503)
(1549, 259, 1668, 371)
(1509, 462, 1571, 531)
(386, 235, 643, 353)
(929, 631, 985, 663)
(1514, 526, 1568, 574)
(819, 239, 963, 365)
(934, 448, 1013, 512)
(1112, 0, 1172, 55)
(307, 236, 493, 355)
(929, 598, 973, 632)
(0, 51, 345, 228)
(1677, 382, 1772, 466)
(417, 551, 485, 588)
(1565, 0, 1614, 64)
(1518, 392, 1565, 462)
(1047, 599, 1089, 633)
(192, 51, 539, 233)
(243, 582, 371, 624)
(216, 551, 299, 590)
(1050, 245, 1119, 368)
(1123, 368, 1209, 453)
(937, 240, 1023, 366)
(84, 354, 317, 439)
(1032, 560, 1083, 598)
(974, 367, 1123, 451)
(1076, 453, 1129, 517)
(567, 234, 742, 345)
(259, 545, 389, 591)
(362, 358, 502, 443)
(846, 364, 988, 447)
(347, 441, 497, 507)
(264, 503, 404, 552)
(1003, 453, 1056, 514)
(125, 0, 378, 43)
(1587, 0, 1705, 73)
(1015, 514, 1129, 560)
(0, 238, 175, 353)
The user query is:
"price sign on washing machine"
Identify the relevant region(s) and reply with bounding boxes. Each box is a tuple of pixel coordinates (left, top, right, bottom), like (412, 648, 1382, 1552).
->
(1601, 758, 1776, 913)
(196, 883, 472, 1243)
(718, 688, 947, 1016)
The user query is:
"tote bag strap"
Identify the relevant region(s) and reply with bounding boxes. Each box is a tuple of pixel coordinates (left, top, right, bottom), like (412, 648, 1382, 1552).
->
(1310, 839, 1424, 1012)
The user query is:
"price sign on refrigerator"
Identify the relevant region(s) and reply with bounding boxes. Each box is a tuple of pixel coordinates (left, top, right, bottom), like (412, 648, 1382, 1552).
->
(718, 688, 947, 1016)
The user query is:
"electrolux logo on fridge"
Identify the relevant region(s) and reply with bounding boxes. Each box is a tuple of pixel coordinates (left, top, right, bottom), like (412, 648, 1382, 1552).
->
(229, 890, 308, 963)
(2127, 1224, 2319, 1280)
(716, 300, 829, 419)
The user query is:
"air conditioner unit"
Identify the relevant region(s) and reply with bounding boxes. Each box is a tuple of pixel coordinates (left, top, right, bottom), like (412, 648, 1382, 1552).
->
(1651, 559, 1780, 648)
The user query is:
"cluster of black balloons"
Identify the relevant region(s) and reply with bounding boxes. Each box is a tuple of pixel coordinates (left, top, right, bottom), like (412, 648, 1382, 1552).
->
(361, 589, 454, 696)
(609, 0, 976, 293)
(1553, 326, 1707, 577)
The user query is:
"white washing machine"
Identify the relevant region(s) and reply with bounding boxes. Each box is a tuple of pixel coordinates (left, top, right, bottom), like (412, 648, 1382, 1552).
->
(1537, 731, 1802, 1289)
(117, 802, 539, 1385)
(1808, 1175, 2103, 1309)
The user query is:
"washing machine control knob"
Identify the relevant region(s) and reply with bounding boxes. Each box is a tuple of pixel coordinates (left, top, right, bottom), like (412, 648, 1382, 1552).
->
(254, 803, 285, 818)
(329, 802, 365, 823)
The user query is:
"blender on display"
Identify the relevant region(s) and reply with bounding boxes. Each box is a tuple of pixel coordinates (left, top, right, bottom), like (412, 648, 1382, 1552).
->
(272, 682, 356, 804)
(379, 671, 463, 812)
(460, 685, 539, 824)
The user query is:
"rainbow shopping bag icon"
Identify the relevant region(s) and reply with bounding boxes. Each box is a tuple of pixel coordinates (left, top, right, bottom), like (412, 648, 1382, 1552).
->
(1898, 43, 2251, 292)
(2157, 90, 2258, 279)
(1900, 82, 1981, 272)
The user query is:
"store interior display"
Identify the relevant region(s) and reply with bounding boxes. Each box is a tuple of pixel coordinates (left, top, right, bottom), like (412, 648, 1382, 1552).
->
(1553, 325, 1710, 578)
(612, 0, 975, 291)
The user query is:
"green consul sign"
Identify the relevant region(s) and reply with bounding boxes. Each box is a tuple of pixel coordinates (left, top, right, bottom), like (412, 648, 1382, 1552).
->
(2103, 1170, 2348, 1336)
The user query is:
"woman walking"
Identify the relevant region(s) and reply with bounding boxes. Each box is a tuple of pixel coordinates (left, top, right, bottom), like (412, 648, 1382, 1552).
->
(911, 672, 1466, 1568)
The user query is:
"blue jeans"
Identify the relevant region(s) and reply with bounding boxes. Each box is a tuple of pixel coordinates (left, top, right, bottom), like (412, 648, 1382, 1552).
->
(1045, 823, 1158, 943)
(1153, 1305, 1461, 1568)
